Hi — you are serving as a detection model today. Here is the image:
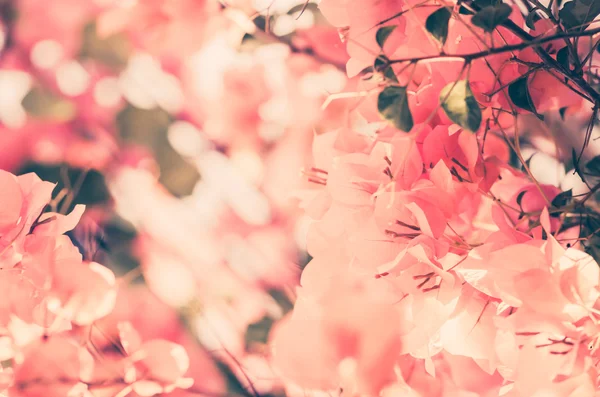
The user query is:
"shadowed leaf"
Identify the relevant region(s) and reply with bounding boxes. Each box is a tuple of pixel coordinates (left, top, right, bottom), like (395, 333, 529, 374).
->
(440, 80, 482, 132)
(376, 25, 397, 48)
(378, 86, 413, 132)
(426, 8, 451, 45)
(472, 3, 512, 32)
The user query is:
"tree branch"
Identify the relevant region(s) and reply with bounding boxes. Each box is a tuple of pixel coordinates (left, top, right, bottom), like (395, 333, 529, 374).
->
(501, 19, 600, 103)
(388, 26, 600, 66)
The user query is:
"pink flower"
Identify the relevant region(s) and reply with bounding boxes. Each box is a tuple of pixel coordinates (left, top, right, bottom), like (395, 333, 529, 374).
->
(119, 322, 194, 396)
(10, 336, 94, 397)
(271, 273, 402, 395)
(0, 171, 55, 262)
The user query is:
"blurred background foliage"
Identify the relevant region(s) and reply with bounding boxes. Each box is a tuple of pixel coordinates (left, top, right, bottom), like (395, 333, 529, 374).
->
(2, 0, 328, 392)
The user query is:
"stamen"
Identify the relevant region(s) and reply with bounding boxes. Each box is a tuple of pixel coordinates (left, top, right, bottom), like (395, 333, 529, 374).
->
(515, 331, 540, 336)
(383, 167, 393, 180)
(450, 167, 464, 182)
(451, 157, 469, 172)
(308, 178, 327, 185)
(302, 167, 328, 185)
(311, 167, 329, 175)
(450, 166, 474, 183)
(396, 220, 420, 231)
(384, 229, 419, 239)
(535, 336, 574, 348)
(416, 277, 431, 289)
(413, 272, 434, 280)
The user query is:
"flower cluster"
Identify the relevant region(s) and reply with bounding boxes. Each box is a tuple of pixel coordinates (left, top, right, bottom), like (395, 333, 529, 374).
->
(1, 0, 349, 393)
(270, 0, 600, 396)
(1, 0, 600, 395)
(0, 170, 203, 396)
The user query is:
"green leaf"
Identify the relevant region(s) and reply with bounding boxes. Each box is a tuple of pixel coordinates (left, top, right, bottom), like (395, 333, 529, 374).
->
(525, 153, 535, 169)
(373, 55, 398, 82)
(508, 76, 543, 119)
(425, 7, 451, 45)
(559, 0, 600, 30)
(374, 55, 388, 70)
(472, 3, 513, 32)
(376, 25, 397, 48)
(525, 8, 542, 29)
(559, 106, 568, 119)
(586, 215, 600, 233)
(17, 163, 111, 210)
(245, 316, 274, 348)
(586, 155, 600, 175)
(516, 190, 527, 206)
(551, 189, 573, 209)
(459, 6, 474, 14)
(439, 80, 482, 132)
(556, 46, 571, 70)
(516, 190, 527, 219)
(383, 67, 399, 82)
(378, 86, 414, 132)
(268, 288, 295, 314)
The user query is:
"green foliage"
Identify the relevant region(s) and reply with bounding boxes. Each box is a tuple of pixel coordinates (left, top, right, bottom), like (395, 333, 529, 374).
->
(472, 3, 513, 32)
(17, 163, 110, 210)
(79, 22, 131, 69)
(245, 316, 274, 349)
(559, 0, 600, 30)
(425, 7, 451, 45)
(374, 55, 399, 82)
(508, 76, 543, 120)
(516, 190, 527, 207)
(551, 189, 573, 208)
(439, 80, 482, 132)
(22, 87, 76, 121)
(525, 8, 543, 29)
(268, 288, 296, 315)
(378, 85, 413, 132)
(586, 155, 600, 175)
(116, 106, 200, 197)
(556, 46, 571, 70)
(376, 25, 397, 48)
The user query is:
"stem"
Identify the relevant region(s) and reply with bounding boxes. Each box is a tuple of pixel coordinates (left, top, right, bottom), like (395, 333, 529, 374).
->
(389, 26, 600, 67)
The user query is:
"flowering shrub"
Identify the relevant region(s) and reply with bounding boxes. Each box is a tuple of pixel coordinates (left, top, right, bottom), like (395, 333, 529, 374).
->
(0, 170, 197, 396)
(265, 0, 600, 395)
(1, 0, 600, 396)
